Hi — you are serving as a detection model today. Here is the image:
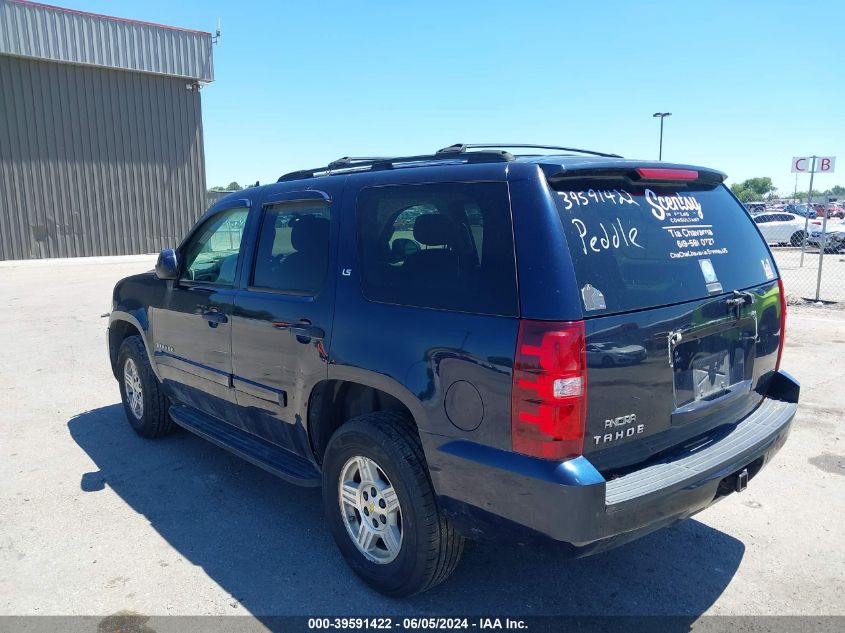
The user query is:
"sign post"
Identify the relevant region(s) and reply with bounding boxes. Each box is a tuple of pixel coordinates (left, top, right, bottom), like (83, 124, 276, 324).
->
(792, 155, 836, 267)
(815, 196, 833, 301)
(797, 156, 815, 267)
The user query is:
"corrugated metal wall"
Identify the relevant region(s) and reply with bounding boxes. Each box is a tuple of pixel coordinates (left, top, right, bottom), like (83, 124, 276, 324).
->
(0, 54, 207, 259)
(0, 0, 214, 82)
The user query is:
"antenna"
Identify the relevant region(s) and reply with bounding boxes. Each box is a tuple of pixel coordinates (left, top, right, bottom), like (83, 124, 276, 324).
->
(212, 18, 222, 45)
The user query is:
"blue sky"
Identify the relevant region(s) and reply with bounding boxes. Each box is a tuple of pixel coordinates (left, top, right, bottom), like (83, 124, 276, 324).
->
(67, 1, 844, 196)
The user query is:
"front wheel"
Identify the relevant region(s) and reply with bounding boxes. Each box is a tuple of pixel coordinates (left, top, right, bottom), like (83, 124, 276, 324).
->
(117, 336, 173, 438)
(322, 412, 464, 597)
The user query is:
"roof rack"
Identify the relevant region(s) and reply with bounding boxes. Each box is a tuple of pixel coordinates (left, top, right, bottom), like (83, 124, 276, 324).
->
(277, 149, 514, 182)
(276, 143, 622, 183)
(437, 143, 623, 159)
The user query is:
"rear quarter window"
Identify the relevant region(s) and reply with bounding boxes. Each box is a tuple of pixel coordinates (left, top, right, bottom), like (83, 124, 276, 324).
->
(551, 183, 775, 315)
(356, 181, 518, 316)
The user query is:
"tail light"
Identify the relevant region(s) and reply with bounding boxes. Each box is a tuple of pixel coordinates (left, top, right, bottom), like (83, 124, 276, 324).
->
(511, 320, 587, 460)
(776, 278, 787, 371)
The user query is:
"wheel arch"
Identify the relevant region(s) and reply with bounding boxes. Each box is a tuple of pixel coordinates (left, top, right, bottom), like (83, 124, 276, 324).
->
(308, 368, 428, 465)
(108, 311, 158, 380)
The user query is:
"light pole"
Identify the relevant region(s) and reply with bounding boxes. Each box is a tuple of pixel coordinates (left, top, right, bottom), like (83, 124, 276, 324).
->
(653, 112, 672, 160)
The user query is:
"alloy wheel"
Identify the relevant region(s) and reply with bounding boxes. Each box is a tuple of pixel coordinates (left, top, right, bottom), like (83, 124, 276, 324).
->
(338, 455, 403, 564)
(123, 357, 144, 420)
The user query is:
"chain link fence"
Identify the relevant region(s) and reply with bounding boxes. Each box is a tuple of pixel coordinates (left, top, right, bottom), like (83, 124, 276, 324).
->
(769, 199, 845, 305)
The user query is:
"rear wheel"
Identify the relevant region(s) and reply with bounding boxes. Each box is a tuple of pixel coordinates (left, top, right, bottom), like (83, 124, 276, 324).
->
(338, 455, 403, 564)
(322, 412, 464, 597)
(790, 231, 806, 246)
(117, 336, 173, 438)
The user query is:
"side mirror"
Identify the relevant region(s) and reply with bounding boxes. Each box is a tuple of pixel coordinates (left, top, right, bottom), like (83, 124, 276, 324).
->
(155, 248, 179, 280)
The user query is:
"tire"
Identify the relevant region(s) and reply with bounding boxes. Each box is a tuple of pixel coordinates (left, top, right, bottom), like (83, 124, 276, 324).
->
(117, 336, 173, 438)
(321, 412, 464, 597)
(790, 231, 806, 247)
(601, 355, 614, 368)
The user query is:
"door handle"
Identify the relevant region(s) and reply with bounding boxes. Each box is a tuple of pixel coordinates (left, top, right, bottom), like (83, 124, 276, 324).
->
(273, 320, 324, 341)
(202, 310, 229, 327)
(725, 290, 756, 309)
(288, 324, 325, 340)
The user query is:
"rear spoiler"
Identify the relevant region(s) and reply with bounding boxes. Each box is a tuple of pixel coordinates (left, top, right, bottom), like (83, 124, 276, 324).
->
(541, 163, 727, 189)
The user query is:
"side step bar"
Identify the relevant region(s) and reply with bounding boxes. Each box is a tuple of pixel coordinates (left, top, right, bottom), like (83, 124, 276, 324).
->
(169, 405, 321, 487)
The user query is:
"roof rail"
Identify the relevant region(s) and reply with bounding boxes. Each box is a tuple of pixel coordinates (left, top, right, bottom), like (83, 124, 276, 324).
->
(327, 156, 393, 169)
(437, 143, 623, 159)
(277, 149, 514, 182)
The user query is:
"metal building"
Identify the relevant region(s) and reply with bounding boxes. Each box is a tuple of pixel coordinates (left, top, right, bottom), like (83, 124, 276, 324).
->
(0, 0, 214, 260)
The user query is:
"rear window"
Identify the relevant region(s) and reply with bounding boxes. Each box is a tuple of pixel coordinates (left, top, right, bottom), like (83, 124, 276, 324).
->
(357, 181, 518, 316)
(551, 182, 775, 315)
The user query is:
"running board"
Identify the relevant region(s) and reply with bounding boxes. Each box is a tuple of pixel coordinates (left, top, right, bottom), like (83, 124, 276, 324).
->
(169, 405, 321, 487)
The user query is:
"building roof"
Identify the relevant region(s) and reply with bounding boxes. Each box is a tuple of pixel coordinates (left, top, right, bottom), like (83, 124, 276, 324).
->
(0, 0, 213, 82)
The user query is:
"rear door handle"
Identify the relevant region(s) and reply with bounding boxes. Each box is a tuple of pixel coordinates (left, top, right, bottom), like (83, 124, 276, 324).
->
(726, 290, 756, 309)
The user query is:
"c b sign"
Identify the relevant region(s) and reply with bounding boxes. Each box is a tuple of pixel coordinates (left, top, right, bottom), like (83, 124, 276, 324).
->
(792, 156, 836, 174)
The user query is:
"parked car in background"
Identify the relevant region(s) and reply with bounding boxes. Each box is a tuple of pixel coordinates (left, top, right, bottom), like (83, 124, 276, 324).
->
(783, 203, 816, 218)
(745, 202, 767, 213)
(808, 221, 845, 253)
(814, 207, 838, 219)
(752, 212, 808, 246)
(826, 205, 845, 219)
(586, 342, 647, 367)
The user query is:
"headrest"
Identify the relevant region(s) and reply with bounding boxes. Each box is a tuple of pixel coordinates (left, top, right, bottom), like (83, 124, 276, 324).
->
(413, 214, 455, 246)
(290, 215, 329, 252)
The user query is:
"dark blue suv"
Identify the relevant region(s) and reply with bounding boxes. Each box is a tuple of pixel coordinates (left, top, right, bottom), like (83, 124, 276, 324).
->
(107, 144, 799, 596)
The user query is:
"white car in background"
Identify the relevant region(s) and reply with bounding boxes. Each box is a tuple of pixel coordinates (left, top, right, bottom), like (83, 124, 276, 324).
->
(586, 342, 647, 367)
(752, 212, 808, 246)
(808, 220, 845, 253)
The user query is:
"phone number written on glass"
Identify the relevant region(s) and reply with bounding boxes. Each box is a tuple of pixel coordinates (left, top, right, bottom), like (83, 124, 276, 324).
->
(557, 189, 640, 210)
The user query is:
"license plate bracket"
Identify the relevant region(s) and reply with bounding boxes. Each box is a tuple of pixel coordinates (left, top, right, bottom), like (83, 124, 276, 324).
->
(692, 350, 731, 401)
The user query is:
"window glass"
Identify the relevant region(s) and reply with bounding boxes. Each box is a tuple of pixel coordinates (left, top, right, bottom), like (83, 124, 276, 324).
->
(551, 183, 774, 315)
(181, 208, 248, 285)
(357, 182, 517, 316)
(252, 203, 331, 294)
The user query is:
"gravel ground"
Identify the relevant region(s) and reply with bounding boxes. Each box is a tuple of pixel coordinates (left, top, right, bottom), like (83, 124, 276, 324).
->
(0, 255, 843, 623)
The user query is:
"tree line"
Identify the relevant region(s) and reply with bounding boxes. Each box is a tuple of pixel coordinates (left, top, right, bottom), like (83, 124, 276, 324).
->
(730, 177, 845, 203)
(209, 181, 243, 192)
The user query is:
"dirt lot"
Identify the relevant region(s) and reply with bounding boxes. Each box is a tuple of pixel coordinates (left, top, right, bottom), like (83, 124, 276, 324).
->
(0, 256, 843, 623)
